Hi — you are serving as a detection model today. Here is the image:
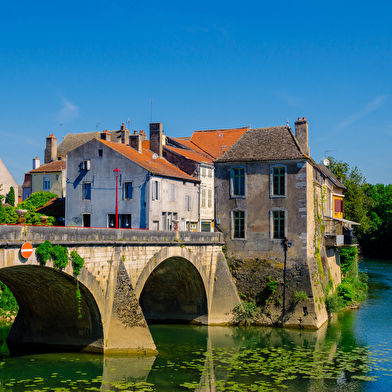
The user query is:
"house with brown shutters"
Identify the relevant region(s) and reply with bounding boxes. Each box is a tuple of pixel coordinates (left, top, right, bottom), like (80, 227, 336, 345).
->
(214, 117, 356, 328)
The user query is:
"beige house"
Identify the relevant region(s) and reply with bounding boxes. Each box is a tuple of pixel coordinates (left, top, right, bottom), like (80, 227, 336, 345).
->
(30, 159, 66, 198)
(0, 158, 19, 204)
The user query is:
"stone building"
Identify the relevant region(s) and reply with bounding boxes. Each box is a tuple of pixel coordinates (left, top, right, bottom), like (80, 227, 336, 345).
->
(214, 118, 352, 328)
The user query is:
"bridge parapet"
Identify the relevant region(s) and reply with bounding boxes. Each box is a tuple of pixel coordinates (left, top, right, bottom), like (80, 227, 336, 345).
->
(0, 225, 224, 246)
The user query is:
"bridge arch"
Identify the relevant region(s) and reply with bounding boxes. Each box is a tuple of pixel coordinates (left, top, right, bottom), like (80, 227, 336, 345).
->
(0, 265, 104, 353)
(135, 247, 209, 324)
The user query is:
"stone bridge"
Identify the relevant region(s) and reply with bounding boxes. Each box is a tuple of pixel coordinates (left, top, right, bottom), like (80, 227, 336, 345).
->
(0, 225, 239, 354)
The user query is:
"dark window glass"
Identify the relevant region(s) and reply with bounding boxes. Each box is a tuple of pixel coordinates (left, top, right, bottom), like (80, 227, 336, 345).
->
(273, 210, 285, 239)
(82, 183, 91, 200)
(233, 167, 245, 196)
(123, 182, 132, 199)
(233, 210, 245, 238)
(273, 167, 285, 196)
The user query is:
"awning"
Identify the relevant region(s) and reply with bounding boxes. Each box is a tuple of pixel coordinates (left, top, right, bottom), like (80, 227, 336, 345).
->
(324, 216, 361, 225)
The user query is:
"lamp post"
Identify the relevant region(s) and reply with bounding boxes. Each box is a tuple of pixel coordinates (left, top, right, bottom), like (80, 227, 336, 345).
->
(281, 237, 291, 323)
(113, 168, 121, 229)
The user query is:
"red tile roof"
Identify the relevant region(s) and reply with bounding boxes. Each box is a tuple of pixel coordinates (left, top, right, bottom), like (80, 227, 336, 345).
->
(164, 145, 214, 164)
(97, 139, 199, 183)
(190, 127, 249, 159)
(30, 160, 66, 173)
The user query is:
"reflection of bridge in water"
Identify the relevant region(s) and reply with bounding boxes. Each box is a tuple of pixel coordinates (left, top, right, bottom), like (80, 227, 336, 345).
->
(0, 225, 239, 354)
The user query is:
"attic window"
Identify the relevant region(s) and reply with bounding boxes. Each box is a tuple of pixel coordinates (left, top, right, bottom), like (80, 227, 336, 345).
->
(98, 149, 103, 157)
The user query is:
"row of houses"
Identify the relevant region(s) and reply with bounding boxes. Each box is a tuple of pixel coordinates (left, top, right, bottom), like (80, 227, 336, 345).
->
(17, 118, 355, 251)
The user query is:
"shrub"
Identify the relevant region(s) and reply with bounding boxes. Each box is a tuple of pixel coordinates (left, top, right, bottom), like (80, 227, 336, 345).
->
(17, 191, 58, 211)
(233, 301, 259, 324)
(71, 250, 84, 276)
(52, 245, 69, 270)
(0, 281, 19, 315)
(265, 276, 278, 295)
(340, 247, 358, 274)
(294, 291, 308, 303)
(36, 241, 53, 266)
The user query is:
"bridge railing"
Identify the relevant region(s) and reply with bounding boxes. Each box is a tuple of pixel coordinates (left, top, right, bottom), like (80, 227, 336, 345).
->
(0, 225, 224, 246)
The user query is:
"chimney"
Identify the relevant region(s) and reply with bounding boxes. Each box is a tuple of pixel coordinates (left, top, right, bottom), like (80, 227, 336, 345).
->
(121, 130, 129, 145)
(100, 130, 111, 141)
(120, 122, 126, 131)
(294, 117, 310, 156)
(149, 122, 163, 158)
(32, 156, 40, 170)
(44, 134, 57, 164)
(129, 133, 142, 153)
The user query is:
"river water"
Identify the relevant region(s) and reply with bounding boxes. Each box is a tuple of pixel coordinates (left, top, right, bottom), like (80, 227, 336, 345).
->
(0, 258, 391, 391)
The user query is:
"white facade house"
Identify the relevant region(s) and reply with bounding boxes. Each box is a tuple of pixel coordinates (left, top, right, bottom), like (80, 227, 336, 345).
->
(65, 128, 200, 230)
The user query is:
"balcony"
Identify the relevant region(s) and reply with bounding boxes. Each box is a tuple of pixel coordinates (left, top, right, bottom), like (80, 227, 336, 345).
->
(324, 216, 360, 247)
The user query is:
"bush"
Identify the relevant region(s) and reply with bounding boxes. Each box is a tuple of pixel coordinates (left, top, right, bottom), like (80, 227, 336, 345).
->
(17, 191, 57, 211)
(0, 281, 19, 315)
(35, 241, 53, 266)
(71, 251, 84, 276)
(294, 291, 308, 303)
(233, 301, 259, 324)
(340, 247, 358, 274)
(52, 245, 69, 270)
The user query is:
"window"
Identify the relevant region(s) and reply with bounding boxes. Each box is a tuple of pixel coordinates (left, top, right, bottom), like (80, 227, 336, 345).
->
(208, 168, 213, 178)
(82, 183, 91, 200)
(271, 166, 286, 196)
(43, 176, 50, 191)
(185, 195, 191, 211)
(123, 182, 133, 200)
(208, 189, 213, 208)
(98, 149, 103, 157)
(272, 210, 285, 239)
(152, 180, 160, 200)
(81, 160, 91, 170)
(171, 184, 176, 202)
(232, 167, 245, 196)
(201, 221, 211, 232)
(335, 198, 343, 213)
(108, 214, 131, 228)
(201, 188, 207, 208)
(233, 210, 245, 239)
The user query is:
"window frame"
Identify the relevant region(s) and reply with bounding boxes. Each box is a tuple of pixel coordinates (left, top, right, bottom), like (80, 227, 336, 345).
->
(270, 208, 286, 240)
(230, 165, 246, 198)
(43, 176, 50, 191)
(152, 180, 160, 201)
(270, 165, 287, 198)
(82, 182, 91, 200)
(123, 181, 133, 200)
(232, 209, 246, 239)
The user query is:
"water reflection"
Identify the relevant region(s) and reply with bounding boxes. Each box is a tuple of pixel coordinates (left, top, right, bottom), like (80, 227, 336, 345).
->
(0, 259, 391, 391)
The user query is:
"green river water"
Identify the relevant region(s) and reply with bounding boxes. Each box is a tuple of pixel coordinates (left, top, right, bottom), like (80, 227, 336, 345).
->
(0, 258, 391, 391)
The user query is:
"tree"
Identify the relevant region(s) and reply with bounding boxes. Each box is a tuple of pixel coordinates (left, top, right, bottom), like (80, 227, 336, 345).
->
(7, 186, 15, 206)
(327, 157, 371, 237)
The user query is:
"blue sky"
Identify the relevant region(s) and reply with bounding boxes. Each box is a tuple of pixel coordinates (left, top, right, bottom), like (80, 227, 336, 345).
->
(1, 0, 391, 185)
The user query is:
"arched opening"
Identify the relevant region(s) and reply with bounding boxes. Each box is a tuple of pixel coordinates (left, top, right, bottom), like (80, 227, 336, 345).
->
(139, 257, 208, 324)
(0, 265, 103, 354)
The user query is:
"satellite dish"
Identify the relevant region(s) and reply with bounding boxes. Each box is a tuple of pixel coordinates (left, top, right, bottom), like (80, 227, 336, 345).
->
(322, 158, 330, 166)
(152, 153, 158, 161)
